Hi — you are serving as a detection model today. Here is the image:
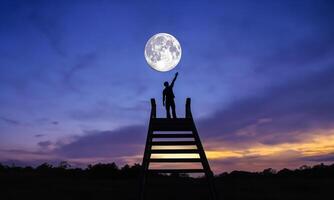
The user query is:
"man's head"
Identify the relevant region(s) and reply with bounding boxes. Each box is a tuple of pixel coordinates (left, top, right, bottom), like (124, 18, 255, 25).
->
(164, 81, 169, 87)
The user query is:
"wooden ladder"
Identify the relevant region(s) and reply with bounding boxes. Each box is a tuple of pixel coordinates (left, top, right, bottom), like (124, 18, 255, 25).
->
(140, 98, 217, 200)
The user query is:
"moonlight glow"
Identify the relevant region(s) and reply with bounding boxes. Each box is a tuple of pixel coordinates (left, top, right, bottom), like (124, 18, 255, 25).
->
(144, 33, 182, 72)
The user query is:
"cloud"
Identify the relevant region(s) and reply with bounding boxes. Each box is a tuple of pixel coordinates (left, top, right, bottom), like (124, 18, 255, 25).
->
(37, 141, 52, 148)
(210, 150, 309, 172)
(254, 36, 334, 72)
(65, 53, 98, 80)
(35, 134, 45, 138)
(34, 118, 59, 126)
(303, 153, 334, 162)
(0, 148, 56, 165)
(27, 1, 67, 56)
(54, 125, 146, 160)
(0, 148, 64, 167)
(67, 99, 149, 127)
(62, 52, 99, 91)
(68, 100, 115, 121)
(0, 117, 20, 125)
(198, 67, 334, 145)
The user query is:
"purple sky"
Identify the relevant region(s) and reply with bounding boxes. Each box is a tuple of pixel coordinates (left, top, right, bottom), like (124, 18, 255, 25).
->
(1, 0, 334, 172)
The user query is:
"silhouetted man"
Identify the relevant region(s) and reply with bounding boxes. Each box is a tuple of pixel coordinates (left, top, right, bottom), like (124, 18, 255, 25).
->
(163, 72, 178, 118)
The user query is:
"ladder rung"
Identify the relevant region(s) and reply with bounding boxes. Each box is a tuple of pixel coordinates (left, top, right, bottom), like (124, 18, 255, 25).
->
(149, 158, 202, 163)
(148, 169, 205, 173)
(151, 141, 196, 146)
(151, 124, 193, 131)
(152, 134, 194, 138)
(151, 149, 199, 154)
(152, 118, 192, 123)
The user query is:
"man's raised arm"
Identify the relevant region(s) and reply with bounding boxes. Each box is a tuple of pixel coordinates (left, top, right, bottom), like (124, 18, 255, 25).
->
(170, 72, 178, 87)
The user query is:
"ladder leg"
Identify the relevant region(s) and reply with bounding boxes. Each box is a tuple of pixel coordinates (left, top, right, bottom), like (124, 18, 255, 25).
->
(140, 148, 150, 200)
(140, 127, 153, 200)
(206, 171, 218, 200)
(140, 171, 147, 200)
(191, 122, 218, 200)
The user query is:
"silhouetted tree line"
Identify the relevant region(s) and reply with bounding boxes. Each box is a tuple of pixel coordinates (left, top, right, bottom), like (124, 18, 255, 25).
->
(0, 162, 333, 179)
(0, 162, 142, 179)
(217, 163, 334, 179)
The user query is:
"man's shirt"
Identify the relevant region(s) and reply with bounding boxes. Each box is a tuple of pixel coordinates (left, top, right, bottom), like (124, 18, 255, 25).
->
(163, 86, 175, 101)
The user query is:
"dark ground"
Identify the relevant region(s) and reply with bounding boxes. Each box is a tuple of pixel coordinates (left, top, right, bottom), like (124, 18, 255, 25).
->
(1, 163, 333, 200)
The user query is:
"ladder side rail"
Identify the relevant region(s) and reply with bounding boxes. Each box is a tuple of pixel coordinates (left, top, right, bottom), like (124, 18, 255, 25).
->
(150, 98, 156, 118)
(140, 98, 156, 200)
(185, 98, 212, 172)
(142, 98, 156, 170)
(192, 123, 218, 200)
(186, 98, 217, 200)
(192, 123, 213, 174)
(185, 97, 192, 118)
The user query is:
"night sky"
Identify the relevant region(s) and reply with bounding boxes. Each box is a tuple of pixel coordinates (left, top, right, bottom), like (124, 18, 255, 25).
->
(1, 0, 334, 173)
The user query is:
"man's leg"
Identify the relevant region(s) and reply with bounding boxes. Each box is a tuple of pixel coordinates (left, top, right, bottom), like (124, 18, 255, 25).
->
(166, 102, 171, 118)
(171, 100, 177, 118)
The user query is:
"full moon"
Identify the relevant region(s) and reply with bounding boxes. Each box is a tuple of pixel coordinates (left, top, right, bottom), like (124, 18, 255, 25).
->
(144, 33, 182, 72)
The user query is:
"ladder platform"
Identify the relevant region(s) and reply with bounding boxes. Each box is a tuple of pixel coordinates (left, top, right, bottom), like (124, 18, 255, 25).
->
(148, 169, 205, 173)
(151, 149, 199, 154)
(151, 118, 193, 131)
(149, 158, 202, 163)
(151, 141, 196, 145)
